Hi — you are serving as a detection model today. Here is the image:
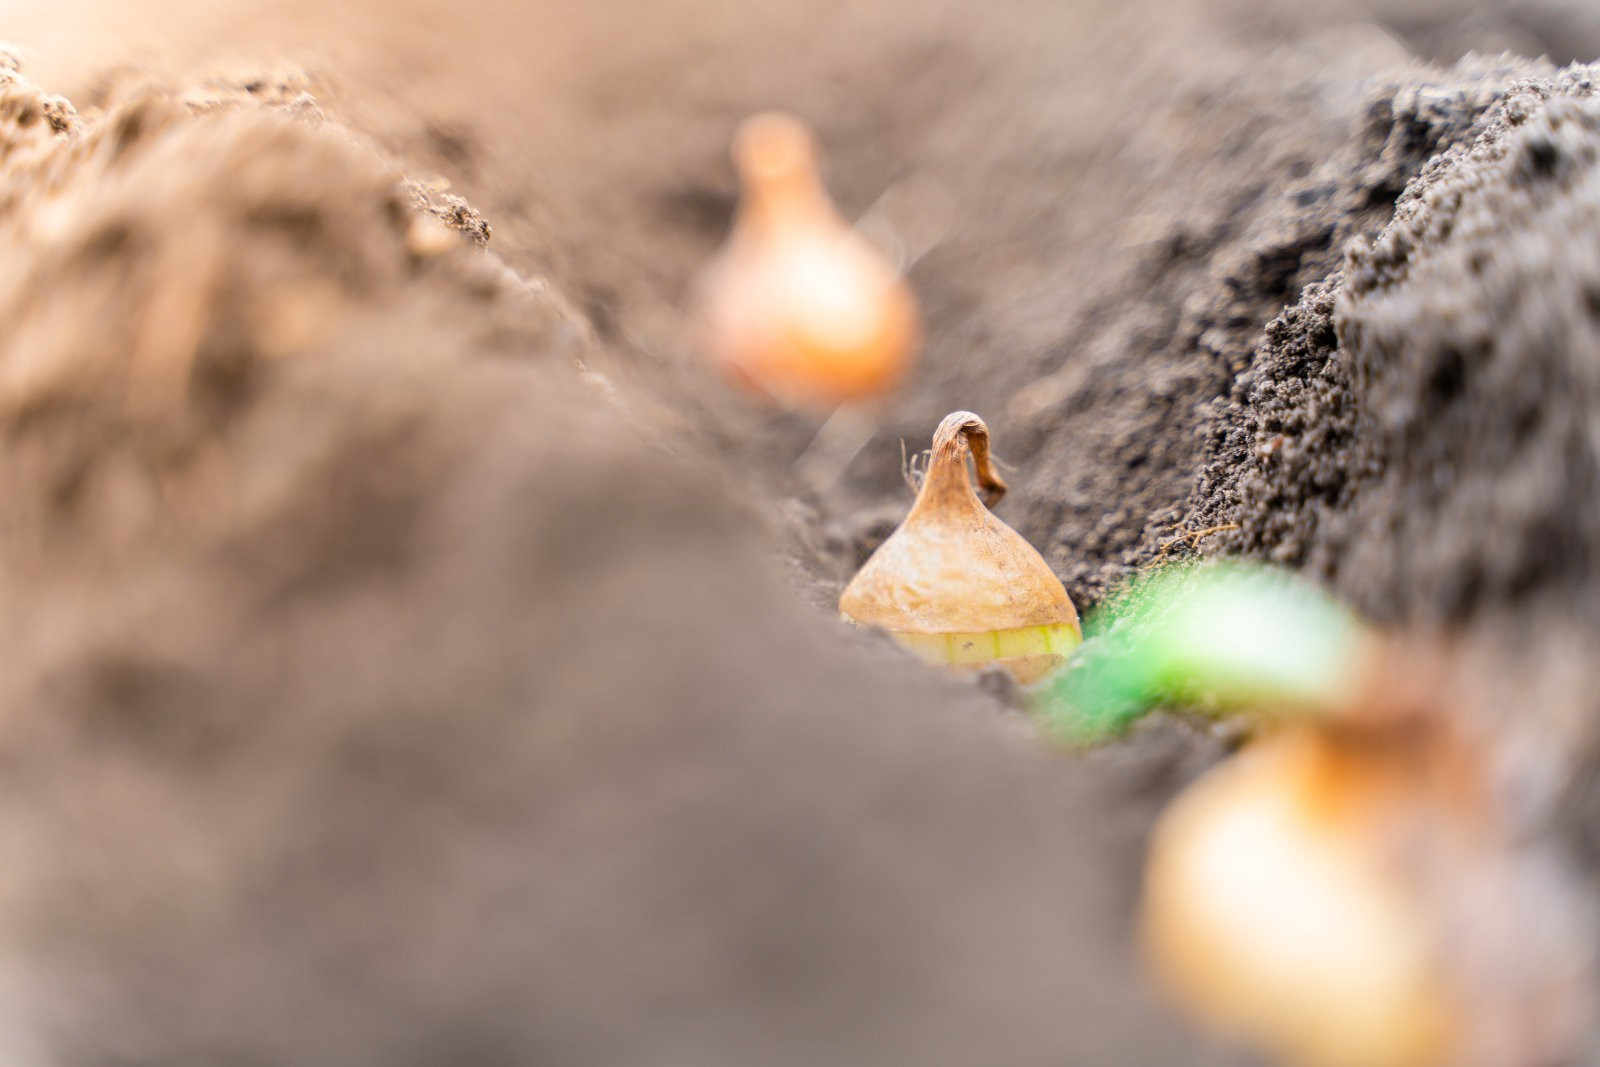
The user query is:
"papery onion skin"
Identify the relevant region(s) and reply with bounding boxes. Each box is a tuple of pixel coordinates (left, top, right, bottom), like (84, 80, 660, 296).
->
(695, 112, 920, 407)
(1143, 728, 1456, 1067)
(841, 411, 1081, 683)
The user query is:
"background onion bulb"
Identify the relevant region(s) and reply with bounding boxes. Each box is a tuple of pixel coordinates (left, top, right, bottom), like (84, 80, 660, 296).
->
(693, 112, 920, 407)
(1143, 727, 1456, 1067)
(839, 411, 1081, 684)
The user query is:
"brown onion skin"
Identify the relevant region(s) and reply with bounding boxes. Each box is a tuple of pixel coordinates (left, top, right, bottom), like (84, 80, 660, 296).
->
(840, 412, 1079, 681)
(695, 112, 919, 407)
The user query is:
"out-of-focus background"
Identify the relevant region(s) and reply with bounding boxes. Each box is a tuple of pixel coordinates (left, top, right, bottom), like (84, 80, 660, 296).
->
(2, 0, 1600, 1064)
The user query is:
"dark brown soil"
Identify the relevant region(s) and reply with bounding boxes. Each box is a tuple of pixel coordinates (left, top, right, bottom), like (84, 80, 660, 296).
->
(3, 1, 1600, 1064)
(1188, 58, 1600, 621)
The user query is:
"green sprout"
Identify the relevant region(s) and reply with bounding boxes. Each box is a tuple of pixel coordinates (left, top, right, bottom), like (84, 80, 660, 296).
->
(1034, 561, 1367, 742)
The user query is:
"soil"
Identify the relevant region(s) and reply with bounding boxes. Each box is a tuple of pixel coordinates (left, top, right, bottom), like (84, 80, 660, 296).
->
(2, 0, 1600, 1064)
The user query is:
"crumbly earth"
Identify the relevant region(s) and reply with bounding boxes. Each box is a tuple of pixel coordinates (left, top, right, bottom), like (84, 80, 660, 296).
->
(2, 1, 1600, 1064)
(1187, 60, 1600, 620)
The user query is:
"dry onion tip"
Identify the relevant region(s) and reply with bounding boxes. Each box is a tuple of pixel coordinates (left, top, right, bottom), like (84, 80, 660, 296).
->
(839, 410, 1080, 684)
(693, 111, 920, 407)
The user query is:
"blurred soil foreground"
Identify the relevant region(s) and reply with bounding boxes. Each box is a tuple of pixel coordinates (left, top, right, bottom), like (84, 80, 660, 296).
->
(3, 0, 1600, 1063)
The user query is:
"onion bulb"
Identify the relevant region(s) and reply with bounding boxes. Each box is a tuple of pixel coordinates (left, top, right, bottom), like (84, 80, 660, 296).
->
(1143, 726, 1457, 1067)
(694, 112, 920, 406)
(839, 411, 1080, 684)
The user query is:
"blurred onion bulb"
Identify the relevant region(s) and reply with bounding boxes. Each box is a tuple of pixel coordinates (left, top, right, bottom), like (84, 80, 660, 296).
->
(840, 411, 1081, 684)
(694, 112, 920, 406)
(1143, 726, 1457, 1067)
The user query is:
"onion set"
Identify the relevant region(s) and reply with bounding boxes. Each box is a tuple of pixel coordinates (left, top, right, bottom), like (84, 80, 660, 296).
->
(1143, 722, 1459, 1067)
(839, 411, 1080, 684)
(694, 112, 920, 407)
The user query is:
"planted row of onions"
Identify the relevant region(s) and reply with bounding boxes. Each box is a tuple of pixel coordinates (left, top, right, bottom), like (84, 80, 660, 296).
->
(832, 416, 1587, 1066)
(694, 114, 1082, 680)
(694, 114, 1587, 1067)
